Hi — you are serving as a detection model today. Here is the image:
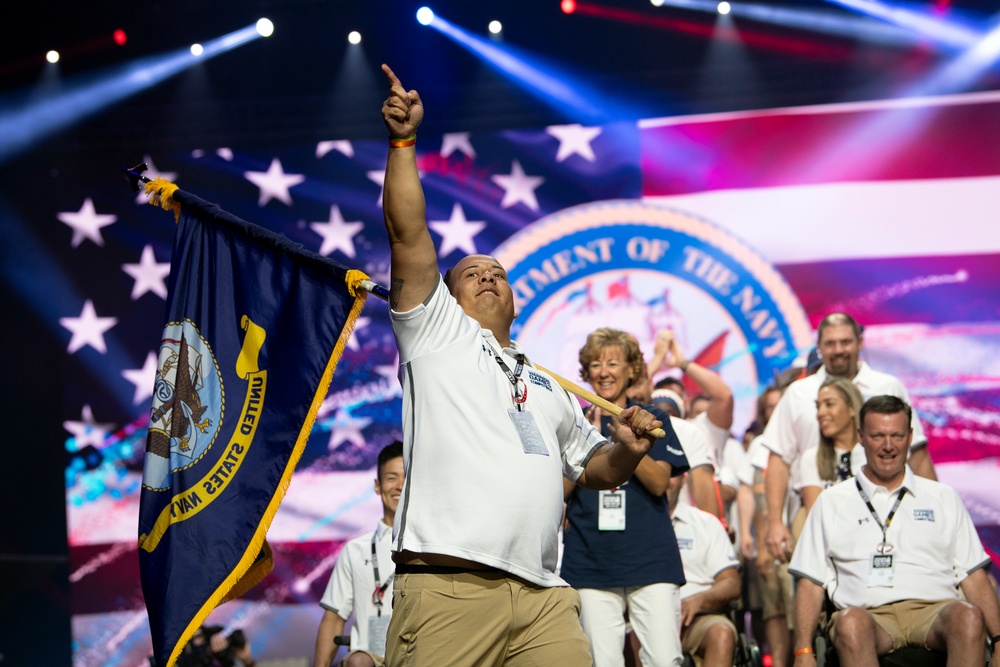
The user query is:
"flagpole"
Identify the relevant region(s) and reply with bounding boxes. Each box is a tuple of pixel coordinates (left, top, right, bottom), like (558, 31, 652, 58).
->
(120, 162, 153, 191)
(357, 281, 667, 440)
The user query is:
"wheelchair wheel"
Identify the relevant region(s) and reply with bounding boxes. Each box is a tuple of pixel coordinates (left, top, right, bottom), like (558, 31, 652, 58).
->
(734, 633, 763, 667)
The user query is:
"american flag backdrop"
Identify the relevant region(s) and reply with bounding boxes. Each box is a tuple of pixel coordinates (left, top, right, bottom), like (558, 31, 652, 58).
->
(35, 89, 1000, 664)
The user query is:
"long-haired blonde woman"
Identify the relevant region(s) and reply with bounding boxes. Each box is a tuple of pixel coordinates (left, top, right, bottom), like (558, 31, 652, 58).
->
(793, 377, 866, 517)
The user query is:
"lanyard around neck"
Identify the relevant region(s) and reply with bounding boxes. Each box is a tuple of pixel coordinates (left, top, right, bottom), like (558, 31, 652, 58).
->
(370, 529, 390, 614)
(494, 353, 527, 410)
(855, 477, 906, 548)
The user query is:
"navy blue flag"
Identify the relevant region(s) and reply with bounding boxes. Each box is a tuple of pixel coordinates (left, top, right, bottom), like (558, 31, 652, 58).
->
(137, 185, 367, 667)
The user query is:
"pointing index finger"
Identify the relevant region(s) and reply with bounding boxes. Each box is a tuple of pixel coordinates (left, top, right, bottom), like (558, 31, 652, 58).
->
(381, 63, 402, 88)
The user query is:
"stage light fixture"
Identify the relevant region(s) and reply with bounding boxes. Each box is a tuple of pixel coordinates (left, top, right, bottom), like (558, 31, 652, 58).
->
(561, 0, 577, 14)
(718, 1, 731, 14)
(190, 43, 204, 56)
(113, 29, 127, 46)
(417, 7, 435, 25)
(1, 21, 265, 165)
(348, 30, 362, 44)
(46, 50, 60, 64)
(489, 20, 503, 34)
(256, 18, 274, 37)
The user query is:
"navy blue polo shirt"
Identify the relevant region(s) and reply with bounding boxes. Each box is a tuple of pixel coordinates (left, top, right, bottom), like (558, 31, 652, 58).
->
(561, 401, 689, 589)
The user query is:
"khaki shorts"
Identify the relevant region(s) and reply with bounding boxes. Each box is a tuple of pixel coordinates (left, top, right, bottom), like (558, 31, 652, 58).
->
(760, 561, 794, 627)
(829, 599, 953, 651)
(681, 614, 737, 663)
(343, 649, 385, 667)
(385, 568, 592, 667)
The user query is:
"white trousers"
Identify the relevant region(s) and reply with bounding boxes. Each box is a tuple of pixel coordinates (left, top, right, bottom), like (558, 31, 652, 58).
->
(578, 583, 683, 667)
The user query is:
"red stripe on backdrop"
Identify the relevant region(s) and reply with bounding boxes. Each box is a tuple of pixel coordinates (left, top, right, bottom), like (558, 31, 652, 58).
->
(70, 540, 346, 615)
(774, 253, 1000, 327)
(640, 93, 1000, 196)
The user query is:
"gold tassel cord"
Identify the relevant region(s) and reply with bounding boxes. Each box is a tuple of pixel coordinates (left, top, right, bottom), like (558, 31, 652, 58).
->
(144, 177, 182, 222)
(345, 269, 372, 298)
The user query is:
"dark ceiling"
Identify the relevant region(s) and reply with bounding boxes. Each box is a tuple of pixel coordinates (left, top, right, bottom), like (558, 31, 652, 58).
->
(6, 0, 1000, 152)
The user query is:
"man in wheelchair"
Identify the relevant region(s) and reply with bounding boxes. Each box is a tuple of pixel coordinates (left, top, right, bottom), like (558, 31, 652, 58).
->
(670, 473, 742, 666)
(788, 396, 1000, 667)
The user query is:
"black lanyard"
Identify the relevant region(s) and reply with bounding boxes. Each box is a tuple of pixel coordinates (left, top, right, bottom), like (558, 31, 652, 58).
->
(837, 451, 853, 482)
(495, 353, 527, 410)
(370, 530, 390, 615)
(855, 477, 906, 553)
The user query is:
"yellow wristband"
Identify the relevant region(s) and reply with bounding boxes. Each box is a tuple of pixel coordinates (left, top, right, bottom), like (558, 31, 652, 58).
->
(389, 134, 416, 148)
(794, 647, 815, 657)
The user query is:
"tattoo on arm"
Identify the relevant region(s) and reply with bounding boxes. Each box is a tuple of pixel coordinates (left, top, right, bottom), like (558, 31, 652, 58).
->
(753, 468, 768, 520)
(389, 278, 404, 311)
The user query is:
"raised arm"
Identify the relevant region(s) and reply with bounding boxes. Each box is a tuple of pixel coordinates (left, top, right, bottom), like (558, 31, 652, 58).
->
(380, 64, 439, 312)
(660, 331, 734, 430)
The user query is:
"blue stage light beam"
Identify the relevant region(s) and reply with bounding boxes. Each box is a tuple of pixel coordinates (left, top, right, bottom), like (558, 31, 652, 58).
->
(421, 12, 652, 124)
(0, 24, 263, 165)
(914, 15, 1000, 93)
(654, 0, 963, 49)
(824, 0, 982, 48)
(0, 193, 139, 413)
(786, 14, 1000, 185)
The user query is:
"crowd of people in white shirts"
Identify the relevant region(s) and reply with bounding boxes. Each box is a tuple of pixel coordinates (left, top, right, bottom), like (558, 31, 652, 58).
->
(309, 311, 999, 667)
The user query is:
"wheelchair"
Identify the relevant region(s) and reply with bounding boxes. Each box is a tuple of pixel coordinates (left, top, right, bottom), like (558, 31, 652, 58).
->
(678, 614, 763, 667)
(623, 601, 763, 667)
(815, 597, 980, 667)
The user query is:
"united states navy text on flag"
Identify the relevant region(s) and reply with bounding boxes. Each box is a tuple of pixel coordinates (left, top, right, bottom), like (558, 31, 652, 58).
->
(137, 188, 366, 667)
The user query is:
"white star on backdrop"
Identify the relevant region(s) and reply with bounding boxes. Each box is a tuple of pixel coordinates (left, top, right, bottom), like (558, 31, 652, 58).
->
(63, 405, 115, 450)
(327, 408, 373, 451)
(58, 199, 117, 248)
(346, 317, 370, 351)
(366, 169, 386, 207)
(491, 160, 545, 211)
(121, 352, 158, 405)
(244, 158, 305, 206)
(429, 203, 486, 258)
(217, 148, 234, 161)
(440, 132, 476, 159)
(546, 124, 602, 162)
(133, 155, 178, 204)
(310, 205, 364, 258)
(316, 140, 354, 159)
(122, 245, 170, 300)
(60, 300, 117, 354)
(374, 353, 402, 398)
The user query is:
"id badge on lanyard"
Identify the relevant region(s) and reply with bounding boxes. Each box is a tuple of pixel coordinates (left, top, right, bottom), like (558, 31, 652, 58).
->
(367, 614, 391, 655)
(598, 489, 626, 531)
(868, 553, 895, 587)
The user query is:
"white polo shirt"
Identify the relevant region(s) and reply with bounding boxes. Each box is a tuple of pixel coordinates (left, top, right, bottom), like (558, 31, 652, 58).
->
(761, 362, 928, 472)
(319, 521, 395, 651)
(789, 467, 990, 609)
(672, 416, 714, 470)
(692, 412, 728, 467)
(737, 435, 769, 487)
(672, 503, 739, 600)
(671, 416, 715, 510)
(390, 278, 605, 587)
(793, 443, 866, 492)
